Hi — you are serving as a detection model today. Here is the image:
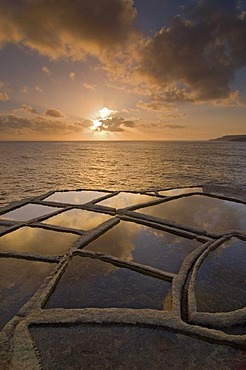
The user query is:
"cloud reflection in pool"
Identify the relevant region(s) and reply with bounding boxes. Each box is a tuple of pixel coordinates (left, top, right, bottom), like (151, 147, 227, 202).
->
(46, 257, 172, 310)
(136, 195, 246, 234)
(84, 221, 201, 274)
(43, 209, 112, 230)
(0, 227, 78, 255)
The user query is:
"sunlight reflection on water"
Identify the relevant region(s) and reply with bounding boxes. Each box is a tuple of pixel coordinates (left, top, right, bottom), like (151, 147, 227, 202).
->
(0, 141, 245, 205)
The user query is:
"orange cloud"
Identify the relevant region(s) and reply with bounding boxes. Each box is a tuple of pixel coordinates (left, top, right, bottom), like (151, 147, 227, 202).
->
(45, 109, 65, 118)
(35, 85, 43, 93)
(0, 0, 245, 110)
(20, 104, 37, 114)
(0, 0, 137, 60)
(213, 90, 246, 108)
(82, 83, 96, 91)
(0, 92, 10, 101)
(136, 99, 175, 112)
(69, 72, 75, 80)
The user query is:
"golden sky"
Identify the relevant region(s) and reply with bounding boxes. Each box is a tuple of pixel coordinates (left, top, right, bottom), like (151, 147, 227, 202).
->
(0, 0, 246, 141)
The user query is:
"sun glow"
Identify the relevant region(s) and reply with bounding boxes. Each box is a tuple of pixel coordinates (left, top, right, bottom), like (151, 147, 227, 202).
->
(90, 106, 117, 131)
(99, 107, 117, 119)
(90, 119, 102, 131)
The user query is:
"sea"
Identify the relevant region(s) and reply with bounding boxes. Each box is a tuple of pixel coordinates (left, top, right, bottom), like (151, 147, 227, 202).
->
(0, 141, 246, 206)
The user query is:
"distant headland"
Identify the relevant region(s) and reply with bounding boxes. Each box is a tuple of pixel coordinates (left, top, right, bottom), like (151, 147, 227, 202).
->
(210, 135, 246, 142)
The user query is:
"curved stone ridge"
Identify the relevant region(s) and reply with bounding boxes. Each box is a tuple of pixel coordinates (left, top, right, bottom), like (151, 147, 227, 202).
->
(0, 185, 245, 369)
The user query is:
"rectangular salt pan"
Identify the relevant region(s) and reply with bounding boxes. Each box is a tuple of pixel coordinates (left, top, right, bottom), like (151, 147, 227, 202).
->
(46, 257, 172, 310)
(159, 187, 203, 196)
(97, 192, 158, 209)
(84, 221, 201, 274)
(30, 324, 244, 370)
(0, 227, 78, 256)
(44, 191, 109, 204)
(136, 194, 246, 234)
(0, 204, 59, 221)
(0, 258, 54, 330)
(43, 209, 112, 230)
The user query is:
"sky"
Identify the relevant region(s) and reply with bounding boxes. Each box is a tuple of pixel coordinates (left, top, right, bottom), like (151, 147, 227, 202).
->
(0, 0, 246, 141)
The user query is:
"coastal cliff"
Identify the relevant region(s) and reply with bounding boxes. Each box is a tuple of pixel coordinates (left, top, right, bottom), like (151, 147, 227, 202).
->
(210, 135, 246, 142)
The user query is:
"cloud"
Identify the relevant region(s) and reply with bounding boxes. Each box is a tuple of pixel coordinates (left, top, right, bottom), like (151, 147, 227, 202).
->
(164, 124, 186, 129)
(20, 85, 43, 94)
(213, 90, 246, 108)
(137, 99, 175, 112)
(82, 82, 96, 91)
(20, 104, 37, 114)
(0, 113, 87, 135)
(136, 0, 246, 103)
(42, 66, 51, 76)
(69, 72, 75, 80)
(0, 114, 33, 130)
(93, 116, 135, 132)
(99, 107, 118, 119)
(135, 114, 187, 130)
(0, 0, 137, 60)
(80, 119, 93, 128)
(0, 92, 10, 101)
(35, 85, 43, 93)
(45, 109, 65, 118)
(20, 85, 29, 94)
(1, 0, 245, 109)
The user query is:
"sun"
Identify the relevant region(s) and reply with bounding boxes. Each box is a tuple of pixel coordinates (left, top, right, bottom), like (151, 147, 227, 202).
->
(90, 119, 102, 131)
(90, 106, 117, 131)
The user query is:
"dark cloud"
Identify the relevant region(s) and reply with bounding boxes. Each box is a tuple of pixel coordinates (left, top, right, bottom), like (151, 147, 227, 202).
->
(0, 112, 135, 136)
(0, 114, 33, 130)
(94, 117, 135, 132)
(0, 113, 86, 134)
(137, 0, 246, 102)
(1, 0, 245, 109)
(45, 109, 65, 118)
(0, 0, 137, 60)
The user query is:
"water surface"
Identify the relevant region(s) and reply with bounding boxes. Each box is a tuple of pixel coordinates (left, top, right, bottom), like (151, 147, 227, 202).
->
(136, 194, 246, 234)
(46, 256, 171, 310)
(1, 141, 245, 205)
(84, 221, 201, 273)
(195, 238, 246, 312)
(0, 258, 54, 330)
(0, 227, 78, 255)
